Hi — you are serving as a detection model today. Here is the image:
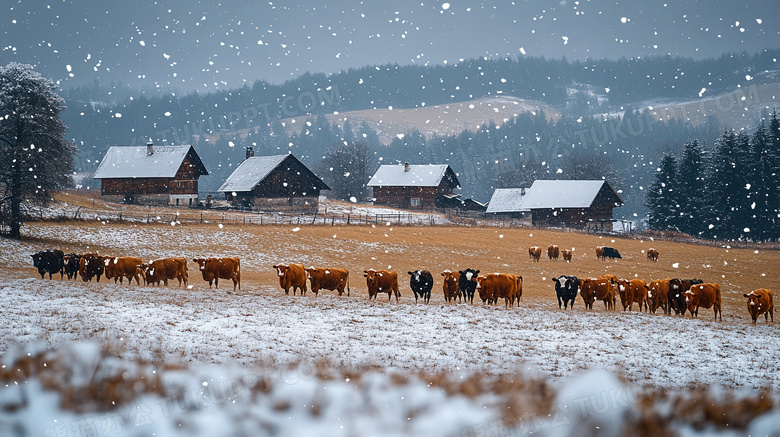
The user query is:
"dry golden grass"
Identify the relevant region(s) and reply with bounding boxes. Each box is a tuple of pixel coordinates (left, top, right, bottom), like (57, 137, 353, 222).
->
(14, 217, 780, 321)
(11, 190, 777, 320)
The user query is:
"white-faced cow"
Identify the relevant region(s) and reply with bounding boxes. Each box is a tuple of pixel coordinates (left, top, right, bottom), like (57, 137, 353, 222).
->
(408, 270, 434, 304)
(458, 268, 480, 303)
(364, 269, 400, 302)
(551, 275, 580, 310)
(743, 289, 774, 324)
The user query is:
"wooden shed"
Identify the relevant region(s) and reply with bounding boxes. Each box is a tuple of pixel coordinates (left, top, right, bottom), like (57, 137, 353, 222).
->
(367, 163, 460, 210)
(486, 180, 623, 228)
(218, 153, 329, 211)
(92, 142, 208, 206)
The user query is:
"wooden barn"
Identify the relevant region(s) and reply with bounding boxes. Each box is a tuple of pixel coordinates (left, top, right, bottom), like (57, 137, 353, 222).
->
(93, 142, 208, 206)
(367, 163, 460, 210)
(218, 152, 329, 212)
(486, 180, 623, 228)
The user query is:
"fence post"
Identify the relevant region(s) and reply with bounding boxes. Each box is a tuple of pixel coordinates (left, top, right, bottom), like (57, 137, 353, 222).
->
(346, 214, 350, 225)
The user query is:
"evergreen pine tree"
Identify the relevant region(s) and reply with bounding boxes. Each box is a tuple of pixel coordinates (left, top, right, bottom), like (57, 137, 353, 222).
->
(677, 140, 707, 236)
(706, 130, 740, 239)
(733, 131, 754, 239)
(749, 122, 779, 241)
(646, 153, 679, 231)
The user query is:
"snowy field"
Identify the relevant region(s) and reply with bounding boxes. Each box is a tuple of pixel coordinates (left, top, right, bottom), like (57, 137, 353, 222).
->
(2, 277, 780, 436)
(1, 277, 777, 390)
(3, 219, 780, 436)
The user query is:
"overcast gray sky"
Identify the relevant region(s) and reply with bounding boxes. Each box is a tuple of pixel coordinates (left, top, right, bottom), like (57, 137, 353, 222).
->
(3, 0, 778, 92)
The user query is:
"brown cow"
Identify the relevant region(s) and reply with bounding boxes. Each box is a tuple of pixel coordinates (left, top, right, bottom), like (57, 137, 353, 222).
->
(617, 279, 648, 312)
(743, 289, 774, 324)
(441, 270, 461, 303)
(145, 258, 188, 287)
(104, 256, 144, 285)
(647, 248, 659, 262)
(306, 267, 350, 296)
(580, 278, 615, 311)
(647, 279, 670, 314)
(475, 273, 518, 309)
(547, 245, 560, 261)
(685, 283, 722, 321)
(528, 246, 541, 262)
(595, 246, 604, 260)
(193, 258, 240, 291)
(272, 263, 306, 295)
(513, 274, 523, 306)
(364, 269, 400, 302)
(79, 253, 105, 282)
(135, 267, 147, 286)
(562, 249, 572, 263)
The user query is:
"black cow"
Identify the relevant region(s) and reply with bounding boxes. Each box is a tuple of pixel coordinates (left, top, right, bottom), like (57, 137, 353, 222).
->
(408, 270, 434, 304)
(31, 249, 64, 279)
(551, 275, 580, 309)
(63, 253, 81, 280)
(601, 247, 622, 260)
(458, 268, 480, 304)
(668, 278, 703, 316)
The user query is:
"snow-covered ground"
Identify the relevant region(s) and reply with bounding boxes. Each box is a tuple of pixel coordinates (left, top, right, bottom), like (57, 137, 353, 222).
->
(1, 277, 777, 390)
(1, 277, 780, 436)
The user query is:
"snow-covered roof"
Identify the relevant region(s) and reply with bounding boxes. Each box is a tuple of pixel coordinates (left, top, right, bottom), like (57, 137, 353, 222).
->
(485, 188, 526, 213)
(520, 180, 618, 209)
(93, 145, 206, 179)
(218, 154, 290, 193)
(486, 180, 622, 212)
(366, 164, 457, 187)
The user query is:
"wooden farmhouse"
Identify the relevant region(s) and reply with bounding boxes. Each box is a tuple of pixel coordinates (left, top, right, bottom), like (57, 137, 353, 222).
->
(92, 142, 208, 206)
(486, 180, 623, 229)
(367, 163, 460, 210)
(218, 152, 329, 212)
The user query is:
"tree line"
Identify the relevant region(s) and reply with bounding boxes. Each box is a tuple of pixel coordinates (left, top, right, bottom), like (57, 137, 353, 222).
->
(646, 111, 780, 241)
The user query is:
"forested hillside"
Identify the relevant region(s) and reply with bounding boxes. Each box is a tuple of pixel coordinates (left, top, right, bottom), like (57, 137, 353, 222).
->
(62, 49, 779, 222)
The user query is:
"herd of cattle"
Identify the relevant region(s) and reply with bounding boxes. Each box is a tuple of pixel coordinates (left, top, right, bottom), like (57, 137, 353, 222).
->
(30, 250, 241, 291)
(30, 244, 774, 325)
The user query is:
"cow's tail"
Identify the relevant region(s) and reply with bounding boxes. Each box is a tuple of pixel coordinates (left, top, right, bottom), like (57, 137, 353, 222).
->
(346, 272, 350, 297)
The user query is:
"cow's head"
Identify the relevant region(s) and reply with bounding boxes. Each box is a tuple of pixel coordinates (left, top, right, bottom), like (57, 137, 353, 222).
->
(408, 270, 422, 282)
(458, 268, 479, 283)
(306, 267, 317, 279)
(554, 276, 569, 290)
(193, 258, 208, 271)
(31, 252, 42, 267)
(364, 269, 378, 284)
(441, 270, 457, 283)
(274, 264, 288, 277)
(474, 275, 486, 290)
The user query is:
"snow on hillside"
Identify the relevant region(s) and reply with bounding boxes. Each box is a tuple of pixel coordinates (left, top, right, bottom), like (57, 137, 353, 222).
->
(217, 96, 560, 146)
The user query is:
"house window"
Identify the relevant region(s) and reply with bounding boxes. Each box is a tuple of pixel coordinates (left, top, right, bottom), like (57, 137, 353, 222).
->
(411, 197, 420, 207)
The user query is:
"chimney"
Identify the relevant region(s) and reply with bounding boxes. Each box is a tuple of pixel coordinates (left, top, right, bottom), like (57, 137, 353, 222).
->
(404, 162, 410, 172)
(146, 139, 154, 156)
(246, 146, 254, 159)
(521, 187, 526, 196)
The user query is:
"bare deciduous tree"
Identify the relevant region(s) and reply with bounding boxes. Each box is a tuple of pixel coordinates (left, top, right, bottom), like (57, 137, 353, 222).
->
(318, 142, 374, 202)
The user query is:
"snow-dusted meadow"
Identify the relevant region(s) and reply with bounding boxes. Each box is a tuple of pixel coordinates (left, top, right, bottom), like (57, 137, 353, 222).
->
(2, 219, 780, 436)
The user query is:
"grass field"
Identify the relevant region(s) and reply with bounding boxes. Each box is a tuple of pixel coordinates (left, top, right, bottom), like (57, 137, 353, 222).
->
(2, 195, 780, 436)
